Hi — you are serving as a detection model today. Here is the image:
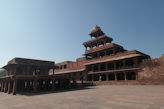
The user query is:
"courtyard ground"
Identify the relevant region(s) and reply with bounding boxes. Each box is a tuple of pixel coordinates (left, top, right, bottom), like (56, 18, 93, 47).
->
(0, 85, 164, 109)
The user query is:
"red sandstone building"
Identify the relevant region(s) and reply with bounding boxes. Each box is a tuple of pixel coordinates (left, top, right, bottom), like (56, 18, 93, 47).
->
(55, 25, 150, 84)
(0, 26, 150, 95)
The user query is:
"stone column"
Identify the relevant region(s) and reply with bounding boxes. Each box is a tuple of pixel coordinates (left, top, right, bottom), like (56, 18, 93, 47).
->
(92, 74, 94, 81)
(13, 79, 17, 95)
(4, 80, 8, 93)
(106, 73, 109, 81)
(115, 73, 117, 80)
(0, 81, 1, 91)
(133, 58, 138, 67)
(7, 80, 11, 94)
(91, 65, 94, 72)
(136, 71, 138, 80)
(104, 41, 106, 46)
(123, 60, 126, 69)
(105, 63, 108, 71)
(98, 64, 100, 72)
(3, 81, 5, 92)
(97, 52, 100, 58)
(52, 69, 55, 75)
(114, 62, 116, 70)
(1, 81, 4, 92)
(68, 79, 71, 89)
(85, 46, 87, 50)
(47, 79, 50, 90)
(124, 72, 127, 80)
(52, 79, 55, 91)
(104, 51, 107, 56)
(73, 79, 76, 87)
(20, 80, 24, 91)
(112, 49, 115, 54)
(33, 79, 37, 92)
(81, 77, 84, 87)
(27, 80, 30, 92)
(99, 74, 101, 81)
(22, 80, 25, 91)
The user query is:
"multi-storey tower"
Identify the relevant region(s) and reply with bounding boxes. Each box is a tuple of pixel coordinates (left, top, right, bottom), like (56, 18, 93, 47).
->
(83, 25, 150, 82)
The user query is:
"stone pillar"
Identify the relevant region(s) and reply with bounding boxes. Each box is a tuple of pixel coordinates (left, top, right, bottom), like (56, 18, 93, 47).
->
(59, 80, 62, 89)
(91, 54, 94, 59)
(1, 81, 4, 92)
(27, 80, 30, 92)
(90, 45, 93, 49)
(136, 71, 138, 80)
(91, 74, 94, 81)
(8, 80, 11, 94)
(22, 80, 26, 91)
(52, 79, 55, 91)
(104, 41, 106, 46)
(85, 46, 87, 50)
(106, 73, 109, 81)
(20, 80, 24, 91)
(47, 79, 50, 90)
(115, 73, 117, 80)
(3, 81, 5, 92)
(99, 74, 101, 81)
(123, 60, 126, 69)
(104, 51, 107, 56)
(124, 72, 127, 80)
(39, 80, 44, 90)
(4, 80, 8, 93)
(13, 79, 17, 95)
(133, 58, 138, 67)
(68, 79, 71, 89)
(0, 81, 1, 91)
(81, 77, 84, 87)
(98, 64, 100, 71)
(97, 52, 100, 58)
(52, 69, 55, 75)
(73, 79, 76, 87)
(96, 43, 99, 47)
(91, 65, 94, 72)
(33, 79, 37, 92)
(105, 63, 108, 71)
(114, 62, 116, 70)
(92, 75, 94, 81)
(112, 49, 115, 54)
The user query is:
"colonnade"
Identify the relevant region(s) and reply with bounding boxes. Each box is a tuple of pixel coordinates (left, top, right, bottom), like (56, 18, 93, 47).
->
(0, 76, 84, 95)
(88, 58, 138, 72)
(87, 71, 138, 81)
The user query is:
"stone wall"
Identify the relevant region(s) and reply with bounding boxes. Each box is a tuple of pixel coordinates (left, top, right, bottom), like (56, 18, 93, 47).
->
(138, 57, 164, 85)
(89, 80, 140, 85)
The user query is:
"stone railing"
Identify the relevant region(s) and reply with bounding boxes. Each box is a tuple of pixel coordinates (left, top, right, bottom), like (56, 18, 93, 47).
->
(85, 44, 115, 54)
(85, 50, 138, 64)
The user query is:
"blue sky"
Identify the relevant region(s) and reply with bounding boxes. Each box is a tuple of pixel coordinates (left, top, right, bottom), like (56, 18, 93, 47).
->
(0, 0, 164, 67)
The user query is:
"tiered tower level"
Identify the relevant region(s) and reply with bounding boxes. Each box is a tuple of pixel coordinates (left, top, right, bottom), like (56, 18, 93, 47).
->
(83, 25, 150, 82)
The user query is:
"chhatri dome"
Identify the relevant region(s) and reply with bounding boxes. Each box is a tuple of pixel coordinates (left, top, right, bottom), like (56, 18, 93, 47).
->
(89, 25, 105, 38)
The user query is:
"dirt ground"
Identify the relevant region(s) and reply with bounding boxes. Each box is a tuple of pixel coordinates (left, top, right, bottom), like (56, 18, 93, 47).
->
(0, 85, 164, 109)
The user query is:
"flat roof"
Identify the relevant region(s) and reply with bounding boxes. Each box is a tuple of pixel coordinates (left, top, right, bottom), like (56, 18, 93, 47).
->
(84, 54, 141, 65)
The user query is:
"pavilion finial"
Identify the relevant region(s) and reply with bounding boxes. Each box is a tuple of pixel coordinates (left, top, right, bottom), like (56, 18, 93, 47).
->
(89, 25, 104, 38)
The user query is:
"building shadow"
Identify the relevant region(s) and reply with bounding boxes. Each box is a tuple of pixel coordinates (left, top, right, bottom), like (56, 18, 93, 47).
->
(17, 85, 95, 96)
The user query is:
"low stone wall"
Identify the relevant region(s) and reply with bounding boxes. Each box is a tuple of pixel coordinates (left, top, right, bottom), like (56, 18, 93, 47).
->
(138, 57, 164, 85)
(86, 80, 164, 86)
(87, 80, 140, 85)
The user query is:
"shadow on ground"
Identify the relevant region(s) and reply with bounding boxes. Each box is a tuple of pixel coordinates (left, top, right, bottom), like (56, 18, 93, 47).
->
(17, 86, 95, 96)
